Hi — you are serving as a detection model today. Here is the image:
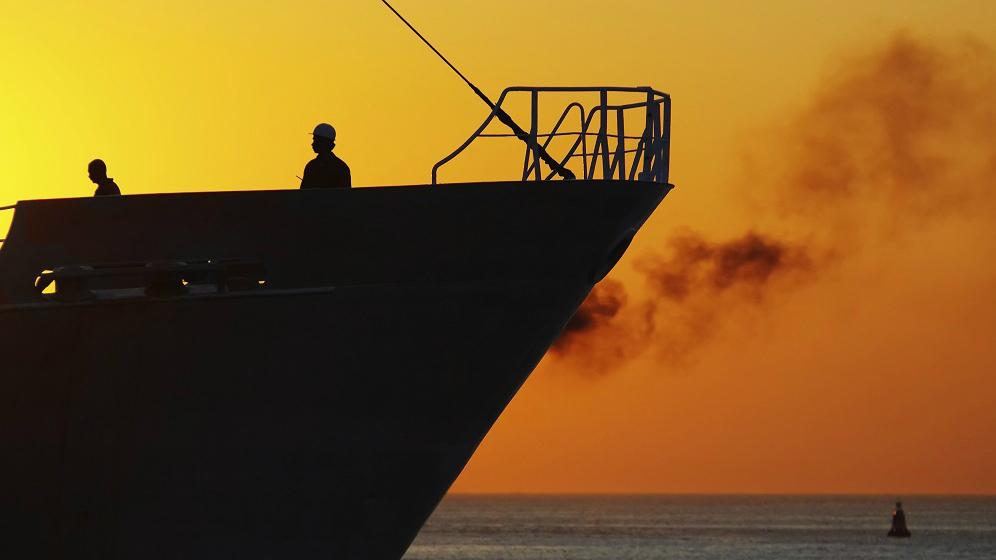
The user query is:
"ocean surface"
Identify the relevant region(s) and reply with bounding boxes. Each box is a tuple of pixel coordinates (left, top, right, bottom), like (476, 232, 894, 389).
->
(403, 495, 996, 559)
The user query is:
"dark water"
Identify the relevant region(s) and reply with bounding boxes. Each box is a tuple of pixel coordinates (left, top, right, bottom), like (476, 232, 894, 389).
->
(404, 495, 996, 559)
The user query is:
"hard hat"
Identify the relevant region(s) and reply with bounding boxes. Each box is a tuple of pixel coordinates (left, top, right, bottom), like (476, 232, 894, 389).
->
(312, 123, 336, 142)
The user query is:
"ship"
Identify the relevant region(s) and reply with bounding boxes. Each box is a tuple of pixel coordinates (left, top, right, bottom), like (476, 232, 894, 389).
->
(0, 74, 671, 560)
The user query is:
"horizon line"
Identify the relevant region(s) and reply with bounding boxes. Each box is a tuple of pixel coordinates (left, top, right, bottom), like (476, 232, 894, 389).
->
(445, 491, 996, 497)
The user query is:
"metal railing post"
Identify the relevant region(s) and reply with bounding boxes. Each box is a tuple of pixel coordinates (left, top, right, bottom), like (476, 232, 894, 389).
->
(661, 95, 671, 184)
(599, 90, 609, 180)
(642, 91, 655, 180)
(521, 92, 533, 180)
(615, 109, 626, 180)
(580, 107, 589, 180)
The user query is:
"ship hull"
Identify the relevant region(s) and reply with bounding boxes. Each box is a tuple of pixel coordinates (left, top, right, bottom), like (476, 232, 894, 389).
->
(0, 181, 667, 559)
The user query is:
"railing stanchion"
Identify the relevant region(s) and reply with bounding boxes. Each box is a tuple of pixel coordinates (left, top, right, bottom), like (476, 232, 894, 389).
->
(616, 109, 626, 180)
(643, 91, 655, 180)
(530, 90, 541, 181)
(580, 105, 589, 180)
(599, 90, 610, 180)
(661, 95, 671, 184)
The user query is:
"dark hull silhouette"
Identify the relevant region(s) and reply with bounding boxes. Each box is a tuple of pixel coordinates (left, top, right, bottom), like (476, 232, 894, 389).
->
(0, 181, 667, 559)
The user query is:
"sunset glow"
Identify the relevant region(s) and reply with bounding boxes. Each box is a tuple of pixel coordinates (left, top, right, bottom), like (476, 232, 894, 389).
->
(3, 0, 995, 494)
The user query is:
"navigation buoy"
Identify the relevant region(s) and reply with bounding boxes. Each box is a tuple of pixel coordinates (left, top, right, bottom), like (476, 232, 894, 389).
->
(887, 500, 911, 538)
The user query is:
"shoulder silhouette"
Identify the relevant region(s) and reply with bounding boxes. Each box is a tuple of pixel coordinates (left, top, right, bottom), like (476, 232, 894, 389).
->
(88, 159, 121, 196)
(301, 123, 351, 189)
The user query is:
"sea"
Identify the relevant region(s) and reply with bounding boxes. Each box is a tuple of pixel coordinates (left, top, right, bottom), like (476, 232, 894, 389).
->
(403, 495, 996, 559)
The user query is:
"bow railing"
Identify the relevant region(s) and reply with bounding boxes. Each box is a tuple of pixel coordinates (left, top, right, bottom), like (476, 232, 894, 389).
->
(433, 86, 671, 185)
(0, 204, 14, 245)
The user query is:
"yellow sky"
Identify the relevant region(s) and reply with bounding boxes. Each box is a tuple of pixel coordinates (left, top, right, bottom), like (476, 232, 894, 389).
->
(3, 1, 995, 493)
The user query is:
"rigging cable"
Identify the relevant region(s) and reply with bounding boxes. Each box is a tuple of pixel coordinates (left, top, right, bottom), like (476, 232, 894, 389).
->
(379, 0, 575, 180)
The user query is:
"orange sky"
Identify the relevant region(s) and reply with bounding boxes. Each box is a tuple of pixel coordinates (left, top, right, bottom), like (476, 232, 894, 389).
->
(2, 1, 995, 494)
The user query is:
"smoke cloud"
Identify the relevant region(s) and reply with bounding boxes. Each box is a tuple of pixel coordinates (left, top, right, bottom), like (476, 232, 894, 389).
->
(550, 231, 812, 373)
(550, 277, 655, 374)
(638, 231, 811, 303)
(557, 278, 627, 343)
(771, 32, 996, 231)
(551, 33, 996, 374)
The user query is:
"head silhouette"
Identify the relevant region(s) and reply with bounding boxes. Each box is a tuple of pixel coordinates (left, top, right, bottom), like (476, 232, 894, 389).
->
(311, 123, 336, 155)
(88, 159, 108, 184)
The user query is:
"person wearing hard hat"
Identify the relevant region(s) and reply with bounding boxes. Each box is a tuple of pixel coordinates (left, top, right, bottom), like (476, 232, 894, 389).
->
(300, 123, 351, 189)
(88, 159, 121, 196)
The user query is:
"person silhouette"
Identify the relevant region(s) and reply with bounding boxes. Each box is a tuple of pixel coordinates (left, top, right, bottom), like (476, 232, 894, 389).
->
(300, 123, 351, 189)
(88, 159, 121, 196)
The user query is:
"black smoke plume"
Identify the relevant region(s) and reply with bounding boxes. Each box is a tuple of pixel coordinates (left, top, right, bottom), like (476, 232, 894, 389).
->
(551, 34, 996, 374)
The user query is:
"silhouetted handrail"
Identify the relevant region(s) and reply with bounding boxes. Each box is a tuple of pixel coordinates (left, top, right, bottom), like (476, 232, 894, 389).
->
(524, 102, 587, 181)
(0, 204, 13, 245)
(381, 0, 574, 180)
(479, 132, 646, 140)
(432, 86, 671, 185)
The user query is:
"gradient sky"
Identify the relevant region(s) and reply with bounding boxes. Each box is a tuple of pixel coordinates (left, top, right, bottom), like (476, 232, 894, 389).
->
(2, 1, 995, 494)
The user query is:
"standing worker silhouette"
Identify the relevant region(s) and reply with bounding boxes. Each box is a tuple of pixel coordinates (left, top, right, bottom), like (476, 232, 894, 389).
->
(88, 159, 121, 196)
(301, 123, 351, 189)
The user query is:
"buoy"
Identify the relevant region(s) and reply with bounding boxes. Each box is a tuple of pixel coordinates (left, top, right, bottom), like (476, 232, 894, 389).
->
(887, 500, 911, 538)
